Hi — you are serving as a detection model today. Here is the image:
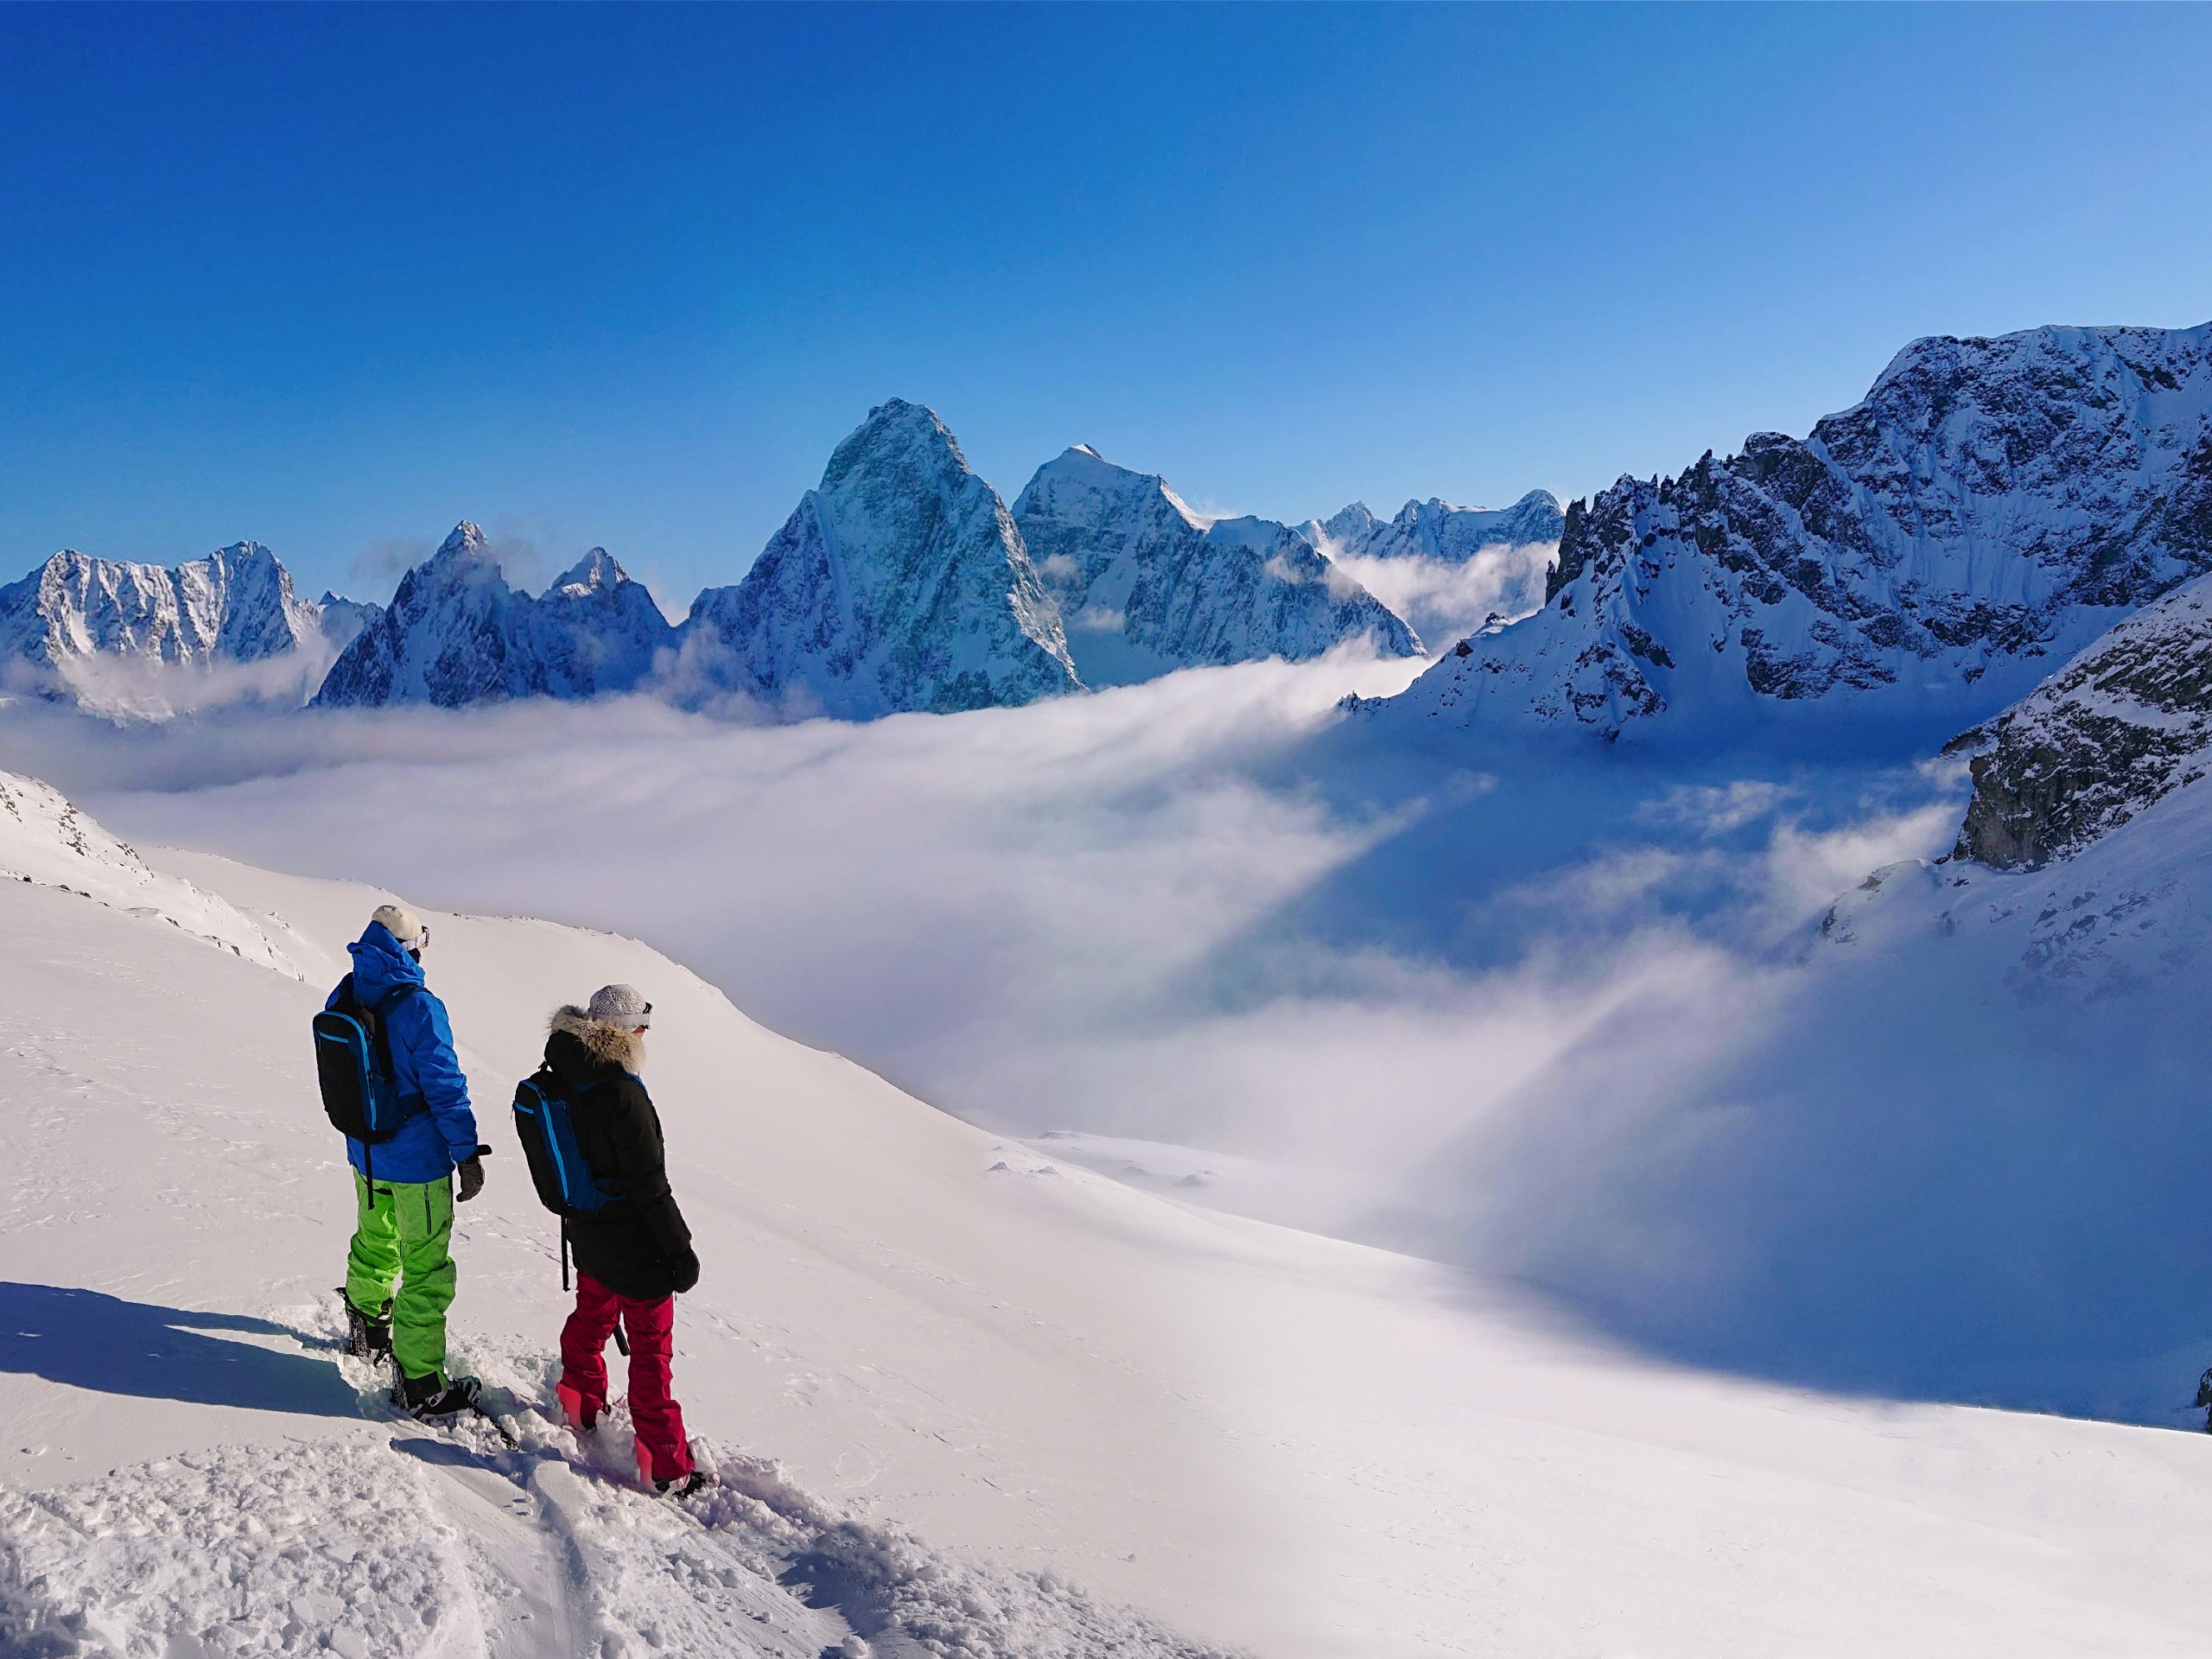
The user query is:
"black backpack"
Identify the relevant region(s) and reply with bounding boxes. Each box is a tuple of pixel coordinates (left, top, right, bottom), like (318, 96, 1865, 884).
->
(312, 974, 423, 1147)
(512, 1075, 622, 1217)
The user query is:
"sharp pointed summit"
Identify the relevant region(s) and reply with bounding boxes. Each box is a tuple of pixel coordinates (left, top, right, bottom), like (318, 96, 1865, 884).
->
(312, 524, 674, 709)
(673, 399, 1081, 718)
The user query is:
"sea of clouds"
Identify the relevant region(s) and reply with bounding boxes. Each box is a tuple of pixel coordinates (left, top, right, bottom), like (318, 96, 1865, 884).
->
(6, 651, 2204, 1422)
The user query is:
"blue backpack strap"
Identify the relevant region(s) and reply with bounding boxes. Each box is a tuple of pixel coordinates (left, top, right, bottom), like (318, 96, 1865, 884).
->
(368, 982, 427, 1117)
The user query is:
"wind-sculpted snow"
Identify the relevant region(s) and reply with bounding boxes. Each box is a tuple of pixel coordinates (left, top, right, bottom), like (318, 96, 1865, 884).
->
(674, 400, 1080, 717)
(313, 524, 675, 709)
(1373, 322, 2212, 740)
(0, 543, 333, 715)
(0, 767, 295, 972)
(1953, 566, 2212, 868)
(1013, 445, 1419, 686)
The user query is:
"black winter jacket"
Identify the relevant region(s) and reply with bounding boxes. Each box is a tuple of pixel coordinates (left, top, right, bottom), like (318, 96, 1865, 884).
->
(537, 1007, 695, 1300)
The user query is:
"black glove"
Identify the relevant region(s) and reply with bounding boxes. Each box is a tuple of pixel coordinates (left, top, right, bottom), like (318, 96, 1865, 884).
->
(456, 1157, 486, 1204)
(670, 1247, 700, 1294)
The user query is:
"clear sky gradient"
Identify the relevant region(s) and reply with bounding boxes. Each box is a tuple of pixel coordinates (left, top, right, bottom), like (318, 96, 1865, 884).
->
(3, 3, 2208, 609)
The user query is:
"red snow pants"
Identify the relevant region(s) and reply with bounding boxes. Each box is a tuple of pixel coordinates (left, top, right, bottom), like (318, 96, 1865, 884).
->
(559, 1274, 694, 1482)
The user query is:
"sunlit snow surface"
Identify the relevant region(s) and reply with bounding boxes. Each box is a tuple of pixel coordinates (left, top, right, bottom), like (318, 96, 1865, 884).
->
(10, 783, 2212, 1654)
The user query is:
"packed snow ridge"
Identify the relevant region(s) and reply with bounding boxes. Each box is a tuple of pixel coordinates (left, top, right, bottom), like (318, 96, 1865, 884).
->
(1369, 321, 2212, 741)
(0, 766, 296, 972)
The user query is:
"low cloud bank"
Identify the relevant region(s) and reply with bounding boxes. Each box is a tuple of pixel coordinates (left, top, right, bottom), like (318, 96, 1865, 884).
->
(16, 658, 2202, 1418)
(1327, 543, 1554, 651)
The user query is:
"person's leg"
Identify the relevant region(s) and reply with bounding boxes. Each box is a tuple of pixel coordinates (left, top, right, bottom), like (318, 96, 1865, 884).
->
(620, 1292, 693, 1482)
(558, 1274, 624, 1427)
(391, 1175, 457, 1382)
(344, 1169, 400, 1323)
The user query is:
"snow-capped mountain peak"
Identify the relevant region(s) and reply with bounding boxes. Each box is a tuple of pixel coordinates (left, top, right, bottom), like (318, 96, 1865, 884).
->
(313, 523, 673, 708)
(1309, 491, 1566, 564)
(1011, 443, 1419, 687)
(553, 546, 629, 595)
(1369, 321, 2212, 743)
(0, 540, 340, 715)
(672, 400, 1082, 718)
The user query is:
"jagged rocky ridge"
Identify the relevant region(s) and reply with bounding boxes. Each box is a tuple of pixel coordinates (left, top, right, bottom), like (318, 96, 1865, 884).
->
(1372, 323, 2212, 739)
(1306, 491, 1564, 563)
(0, 543, 359, 711)
(1012, 444, 1419, 687)
(1951, 567, 2212, 868)
(314, 527, 672, 709)
(673, 400, 1078, 717)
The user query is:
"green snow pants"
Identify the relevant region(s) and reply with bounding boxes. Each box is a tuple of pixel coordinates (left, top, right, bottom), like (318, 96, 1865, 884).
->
(345, 1169, 456, 1382)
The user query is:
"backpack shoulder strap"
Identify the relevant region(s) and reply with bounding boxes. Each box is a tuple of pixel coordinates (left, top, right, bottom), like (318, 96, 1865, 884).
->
(370, 982, 423, 1014)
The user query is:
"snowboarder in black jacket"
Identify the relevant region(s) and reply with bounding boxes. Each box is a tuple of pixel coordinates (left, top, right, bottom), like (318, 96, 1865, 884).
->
(542, 985, 705, 1495)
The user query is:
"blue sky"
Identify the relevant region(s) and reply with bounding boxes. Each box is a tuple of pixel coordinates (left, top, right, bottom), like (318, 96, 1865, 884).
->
(2, 3, 2208, 609)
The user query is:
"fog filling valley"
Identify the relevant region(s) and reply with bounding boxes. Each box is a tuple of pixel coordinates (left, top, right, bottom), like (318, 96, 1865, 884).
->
(10, 648, 2208, 1423)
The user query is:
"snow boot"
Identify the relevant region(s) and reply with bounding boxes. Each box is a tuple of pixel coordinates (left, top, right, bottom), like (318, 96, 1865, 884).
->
(392, 1370, 482, 1420)
(556, 1381, 598, 1433)
(655, 1471, 712, 1500)
(342, 1293, 393, 1366)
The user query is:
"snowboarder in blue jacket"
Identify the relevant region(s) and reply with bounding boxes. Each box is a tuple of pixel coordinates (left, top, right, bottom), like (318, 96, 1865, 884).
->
(333, 903, 487, 1417)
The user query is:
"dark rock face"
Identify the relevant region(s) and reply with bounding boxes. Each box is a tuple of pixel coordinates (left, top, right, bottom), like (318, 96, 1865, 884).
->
(1955, 569, 2212, 868)
(1385, 322, 2212, 739)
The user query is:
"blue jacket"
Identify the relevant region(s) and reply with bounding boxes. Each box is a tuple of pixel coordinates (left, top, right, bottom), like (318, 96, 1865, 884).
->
(329, 922, 480, 1185)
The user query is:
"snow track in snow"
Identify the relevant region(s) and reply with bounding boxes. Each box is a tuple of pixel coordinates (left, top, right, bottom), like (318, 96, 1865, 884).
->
(0, 1308, 1234, 1659)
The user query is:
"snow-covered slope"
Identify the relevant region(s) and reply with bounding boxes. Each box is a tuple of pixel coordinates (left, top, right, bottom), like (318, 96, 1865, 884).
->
(673, 401, 1080, 718)
(1011, 446, 1419, 687)
(1951, 565, 2212, 868)
(0, 543, 331, 715)
(314, 526, 675, 709)
(1373, 322, 2212, 741)
(0, 766, 295, 972)
(13, 777, 2212, 1655)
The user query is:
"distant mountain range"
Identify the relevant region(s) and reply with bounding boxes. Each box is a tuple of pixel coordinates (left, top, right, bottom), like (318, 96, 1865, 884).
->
(14, 321, 2212, 796)
(3, 401, 1541, 720)
(0, 541, 365, 715)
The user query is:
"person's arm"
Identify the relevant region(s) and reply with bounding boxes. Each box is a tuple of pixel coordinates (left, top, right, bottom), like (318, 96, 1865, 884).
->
(396, 991, 481, 1169)
(603, 1081, 693, 1263)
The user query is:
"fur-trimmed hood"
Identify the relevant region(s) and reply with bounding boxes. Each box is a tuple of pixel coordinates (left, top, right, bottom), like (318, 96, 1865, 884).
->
(550, 1004, 645, 1073)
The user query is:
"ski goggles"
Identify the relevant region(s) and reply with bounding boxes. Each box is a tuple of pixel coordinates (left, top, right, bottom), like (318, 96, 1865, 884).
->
(632, 1001, 652, 1031)
(408, 923, 431, 957)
